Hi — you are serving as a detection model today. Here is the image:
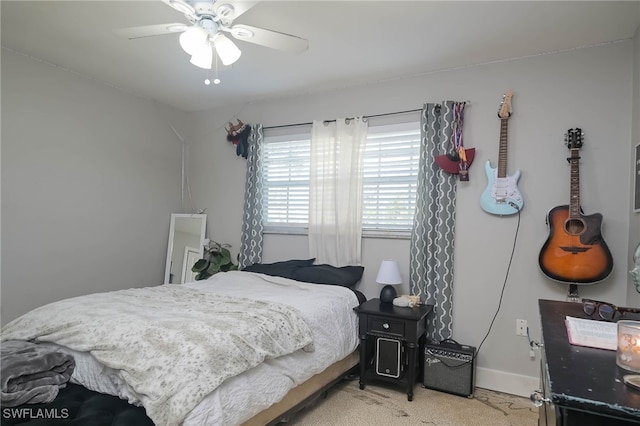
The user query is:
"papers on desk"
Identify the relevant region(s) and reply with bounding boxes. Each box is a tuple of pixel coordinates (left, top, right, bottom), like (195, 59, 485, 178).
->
(565, 316, 617, 351)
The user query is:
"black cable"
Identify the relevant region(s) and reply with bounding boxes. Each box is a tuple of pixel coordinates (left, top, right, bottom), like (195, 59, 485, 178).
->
(475, 205, 522, 355)
(432, 205, 521, 369)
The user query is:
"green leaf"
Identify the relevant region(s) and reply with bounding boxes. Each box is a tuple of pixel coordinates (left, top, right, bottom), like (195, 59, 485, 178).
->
(192, 259, 210, 273)
(195, 271, 211, 281)
(207, 262, 221, 275)
(220, 248, 231, 264)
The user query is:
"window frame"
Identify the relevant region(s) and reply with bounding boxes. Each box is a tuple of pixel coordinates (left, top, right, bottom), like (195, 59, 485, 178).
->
(261, 114, 421, 239)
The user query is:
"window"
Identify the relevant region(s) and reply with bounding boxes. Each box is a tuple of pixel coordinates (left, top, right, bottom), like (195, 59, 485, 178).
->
(262, 118, 421, 236)
(262, 129, 311, 233)
(362, 121, 421, 235)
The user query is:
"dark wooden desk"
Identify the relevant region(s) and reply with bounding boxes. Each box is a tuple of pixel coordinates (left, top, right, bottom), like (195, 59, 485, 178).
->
(537, 299, 640, 425)
(354, 298, 433, 401)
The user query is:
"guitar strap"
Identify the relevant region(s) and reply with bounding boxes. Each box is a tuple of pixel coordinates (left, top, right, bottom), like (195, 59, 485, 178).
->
(434, 101, 475, 180)
(454, 102, 470, 181)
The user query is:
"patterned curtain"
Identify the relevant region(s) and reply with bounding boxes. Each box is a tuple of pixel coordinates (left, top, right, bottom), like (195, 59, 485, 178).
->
(410, 102, 459, 342)
(238, 124, 264, 269)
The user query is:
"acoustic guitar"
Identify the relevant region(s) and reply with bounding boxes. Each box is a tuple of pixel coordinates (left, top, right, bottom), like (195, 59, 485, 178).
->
(538, 129, 613, 284)
(480, 92, 524, 215)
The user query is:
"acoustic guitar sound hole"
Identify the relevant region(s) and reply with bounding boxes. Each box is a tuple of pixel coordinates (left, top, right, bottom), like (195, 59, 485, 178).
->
(564, 218, 585, 236)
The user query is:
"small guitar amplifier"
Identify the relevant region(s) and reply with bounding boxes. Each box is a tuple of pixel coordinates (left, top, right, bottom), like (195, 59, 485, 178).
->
(423, 339, 476, 397)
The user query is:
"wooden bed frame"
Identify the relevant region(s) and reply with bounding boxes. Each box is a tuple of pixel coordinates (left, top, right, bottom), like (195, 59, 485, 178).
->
(243, 350, 360, 425)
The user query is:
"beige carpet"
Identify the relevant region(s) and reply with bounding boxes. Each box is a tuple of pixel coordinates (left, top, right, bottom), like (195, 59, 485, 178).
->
(284, 378, 538, 426)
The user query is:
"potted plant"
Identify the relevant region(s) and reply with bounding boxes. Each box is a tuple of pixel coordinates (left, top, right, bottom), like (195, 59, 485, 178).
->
(191, 240, 238, 280)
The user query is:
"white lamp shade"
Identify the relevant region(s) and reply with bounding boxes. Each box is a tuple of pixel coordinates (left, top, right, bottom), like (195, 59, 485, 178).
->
(376, 260, 402, 285)
(213, 33, 241, 66)
(189, 43, 213, 69)
(179, 26, 208, 56)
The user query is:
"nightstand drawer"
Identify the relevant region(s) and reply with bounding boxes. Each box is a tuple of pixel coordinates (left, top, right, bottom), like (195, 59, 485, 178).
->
(369, 316, 405, 337)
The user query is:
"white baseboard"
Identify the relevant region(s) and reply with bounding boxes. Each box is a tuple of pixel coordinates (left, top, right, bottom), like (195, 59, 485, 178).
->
(475, 366, 539, 398)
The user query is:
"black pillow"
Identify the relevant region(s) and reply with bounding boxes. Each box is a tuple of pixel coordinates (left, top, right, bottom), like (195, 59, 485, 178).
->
(293, 264, 364, 288)
(242, 258, 316, 279)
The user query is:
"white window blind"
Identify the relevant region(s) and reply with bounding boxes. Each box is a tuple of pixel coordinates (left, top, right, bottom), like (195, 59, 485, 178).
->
(362, 122, 421, 234)
(262, 131, 310, 232)
(262, 119, 421, 235)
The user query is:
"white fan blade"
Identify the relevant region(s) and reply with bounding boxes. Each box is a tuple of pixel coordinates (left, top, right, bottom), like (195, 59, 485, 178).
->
(161, 0, 197, 19)
(114, 23, 187, 40)
(215, 1, 259, 24)
(230, 24, 308, 54)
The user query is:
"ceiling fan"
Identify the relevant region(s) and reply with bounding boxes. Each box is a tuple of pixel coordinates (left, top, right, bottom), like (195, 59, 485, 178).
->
(115, 0, 308, 69)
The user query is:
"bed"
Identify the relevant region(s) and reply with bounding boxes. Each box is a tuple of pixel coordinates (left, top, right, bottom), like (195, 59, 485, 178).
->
(1, 262, 365, 426)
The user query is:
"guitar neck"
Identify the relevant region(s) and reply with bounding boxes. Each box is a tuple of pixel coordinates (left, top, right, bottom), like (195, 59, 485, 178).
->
(497, 117, 509, 178)
(568, 148, 581, 218)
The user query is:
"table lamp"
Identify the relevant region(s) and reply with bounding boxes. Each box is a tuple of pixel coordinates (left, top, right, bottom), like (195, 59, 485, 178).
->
(376, 259, 402, 303)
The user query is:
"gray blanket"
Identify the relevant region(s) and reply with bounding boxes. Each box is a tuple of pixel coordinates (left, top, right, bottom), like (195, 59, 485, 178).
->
(1, 340, 75, 407)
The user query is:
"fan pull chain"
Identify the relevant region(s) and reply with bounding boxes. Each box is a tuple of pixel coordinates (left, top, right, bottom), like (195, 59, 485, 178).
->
(213, 53, 221, 85)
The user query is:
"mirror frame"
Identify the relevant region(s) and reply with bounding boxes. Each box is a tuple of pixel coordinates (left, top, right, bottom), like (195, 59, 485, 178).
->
(164, 213, 207, 284)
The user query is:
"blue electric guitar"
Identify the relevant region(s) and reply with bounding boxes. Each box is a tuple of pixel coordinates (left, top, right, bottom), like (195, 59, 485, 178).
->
(480, 91, 524, 215)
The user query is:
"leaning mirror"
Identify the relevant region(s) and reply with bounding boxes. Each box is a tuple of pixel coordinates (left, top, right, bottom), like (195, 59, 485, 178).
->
(164, 214, 207, 284)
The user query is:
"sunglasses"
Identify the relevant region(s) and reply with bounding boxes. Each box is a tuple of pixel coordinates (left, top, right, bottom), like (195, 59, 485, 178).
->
(583, 299, 640, 321)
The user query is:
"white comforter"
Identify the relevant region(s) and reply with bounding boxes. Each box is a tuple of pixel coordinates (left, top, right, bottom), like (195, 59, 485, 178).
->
(1, 271, 360, 426)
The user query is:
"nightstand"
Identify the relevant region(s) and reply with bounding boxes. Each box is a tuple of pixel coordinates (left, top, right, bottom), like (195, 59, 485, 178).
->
(354, 298, 433, 401)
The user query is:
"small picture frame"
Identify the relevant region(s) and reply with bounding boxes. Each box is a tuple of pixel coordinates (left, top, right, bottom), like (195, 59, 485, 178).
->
(635, 143, 640, 213)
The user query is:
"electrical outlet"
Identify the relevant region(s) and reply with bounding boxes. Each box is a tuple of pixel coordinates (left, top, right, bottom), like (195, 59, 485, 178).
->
(516, 319, 528, 336)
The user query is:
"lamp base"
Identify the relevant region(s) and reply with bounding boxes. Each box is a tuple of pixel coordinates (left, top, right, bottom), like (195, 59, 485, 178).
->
(380, 285, 397, 304)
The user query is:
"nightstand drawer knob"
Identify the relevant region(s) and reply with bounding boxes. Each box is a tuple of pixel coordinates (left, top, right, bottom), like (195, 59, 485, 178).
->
(383, 323, 390, 329)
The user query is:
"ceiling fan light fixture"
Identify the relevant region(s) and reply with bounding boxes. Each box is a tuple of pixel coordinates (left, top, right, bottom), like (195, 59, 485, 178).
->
(213, 33, 241, 66)
(189, 43, 214, 69)
(179, 26, 208, 55)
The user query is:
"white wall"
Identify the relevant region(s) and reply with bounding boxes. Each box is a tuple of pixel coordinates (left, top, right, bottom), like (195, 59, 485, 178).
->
(188, 41, 636, 396)
(1, 49, 193, 324)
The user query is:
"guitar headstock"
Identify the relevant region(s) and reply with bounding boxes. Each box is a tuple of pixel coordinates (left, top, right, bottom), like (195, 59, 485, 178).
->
(498, 91, 513, 119)
(565, 128, 584, 150)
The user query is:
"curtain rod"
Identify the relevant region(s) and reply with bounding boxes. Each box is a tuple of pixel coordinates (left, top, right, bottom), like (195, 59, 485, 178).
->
(262, 108, 422, 130)
(262, 102, 470, 130)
